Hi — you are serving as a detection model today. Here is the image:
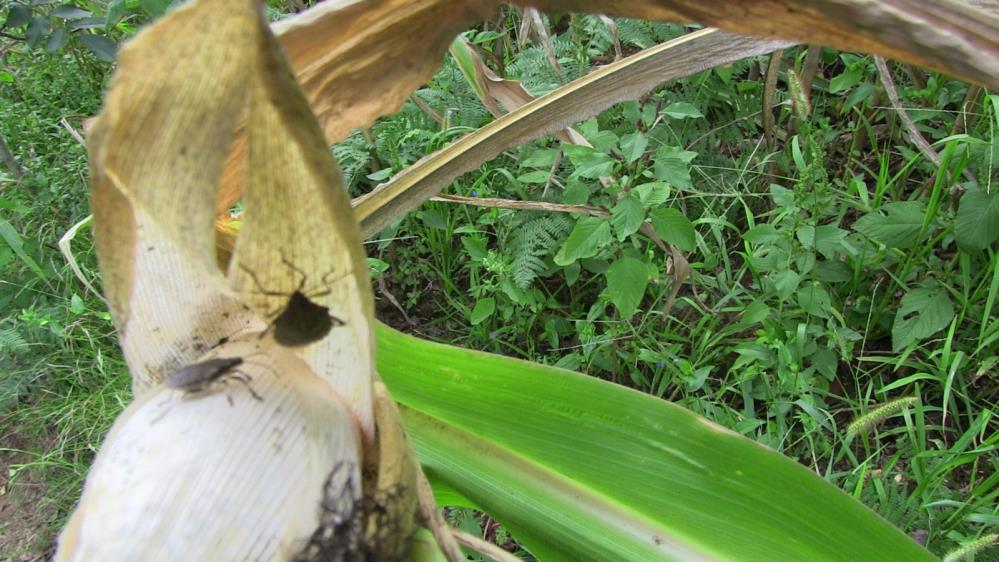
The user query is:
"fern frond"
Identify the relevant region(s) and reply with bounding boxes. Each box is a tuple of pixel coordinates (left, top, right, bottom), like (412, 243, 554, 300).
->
(506, 213, 572, 289)
(0, 326, 27, 357)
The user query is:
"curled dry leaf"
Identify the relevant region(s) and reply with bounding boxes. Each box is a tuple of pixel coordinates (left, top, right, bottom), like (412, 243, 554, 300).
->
(56, 338, 364, 561)
(88, 0, 265, 395)
(88, 0, 374, 433)
(75, 0, 422, 557)
(227, 9, 375, 434)
(353, 29, 794, 239)
(450, 35, 588, 145)
(214, 0, 999, 213)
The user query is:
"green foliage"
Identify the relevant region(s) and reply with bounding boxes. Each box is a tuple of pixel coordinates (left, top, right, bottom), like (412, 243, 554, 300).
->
(0, 0, 152, 63)
(508, 213, 572, 289)
(604, 256, 648, 319)
(854, 201, 926, 249)
(554, 215, 611, 265)
(3, 4, 999, 560)
(355, 18, 999, 558)
(955, 187, 999, 251)
(891, 282, 955, 352)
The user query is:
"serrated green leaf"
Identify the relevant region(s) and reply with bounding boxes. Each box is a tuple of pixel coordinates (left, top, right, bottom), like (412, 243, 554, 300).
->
(633, 182, 670, 207)
(796, 225, 815, 248)
(562, 180, 591, 205)
(77, 33, 117, 61)
(652, 146, 696, 189)
(605, 257, 649, 319)
(69, 293, 85, 315)
(563, 145, 615, 179)
(610, 195, 644, 241)
(770, 184, 794, 208)
(521, 147, 560, 168)
(773, 269, 801, 300)
(892, 283, 955, 351)
(554, 216, 611, 266)
(662, 101, 703, 119)
(814, 224, 848, 259)
(843, 82, 875, 112)
(650, 207, 695, 251)
(797, 282, 831, 317)
(815, 260, 852, 283)
(618, 131, 647, 164)
(743, 224, 781, 244)
(954, 187, 999, 251)
(588, 130, 619, 153)
(469, 297, 496, 325)
(517, 170, 551, 184)
(853, 201, 925, 249)
(366, 168, 392, 182)
(461, 235, 487, 260)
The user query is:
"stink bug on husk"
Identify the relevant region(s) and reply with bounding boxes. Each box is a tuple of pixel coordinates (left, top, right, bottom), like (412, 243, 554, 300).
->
(238, 255, 346, 347)
(165, 356, 262, 403)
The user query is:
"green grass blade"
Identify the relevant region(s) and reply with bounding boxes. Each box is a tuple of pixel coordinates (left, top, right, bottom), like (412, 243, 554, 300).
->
(377, 323, 936, 562)
(0, 216, 48, 282)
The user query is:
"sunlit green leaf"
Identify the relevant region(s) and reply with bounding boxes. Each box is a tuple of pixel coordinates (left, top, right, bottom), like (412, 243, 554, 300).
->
(376, 324, 937, 562)
(554, 216, 611, 265)
(853, 201, 924, 249)
(652, 146, 696, 189)
(633, 181, 670, 207)
(773, 269, 801, 300)
(662, 101, 703, 119)
(563, 144, 615, 179)
(892, 282, 955, 351)
(610, 194, 644, 241)
(605, 256, 649, 319)
(618, 131, 647, 164)
(954, 187, 999, 251)
(650, 207, 695, 251)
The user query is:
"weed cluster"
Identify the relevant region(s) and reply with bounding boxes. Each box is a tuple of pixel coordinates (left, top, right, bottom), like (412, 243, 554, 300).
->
(346, 14, 999, 558)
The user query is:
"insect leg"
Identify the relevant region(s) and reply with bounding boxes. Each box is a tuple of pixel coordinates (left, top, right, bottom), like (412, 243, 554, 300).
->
(229, 371, 264, 402)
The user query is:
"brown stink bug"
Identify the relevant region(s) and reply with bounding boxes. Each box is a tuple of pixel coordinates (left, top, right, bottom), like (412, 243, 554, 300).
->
(165, 356, 263, 403)
(238, 255, 346, 347)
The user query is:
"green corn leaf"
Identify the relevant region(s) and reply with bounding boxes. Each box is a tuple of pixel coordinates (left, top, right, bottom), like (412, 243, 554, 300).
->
(376, 323, 937, 562)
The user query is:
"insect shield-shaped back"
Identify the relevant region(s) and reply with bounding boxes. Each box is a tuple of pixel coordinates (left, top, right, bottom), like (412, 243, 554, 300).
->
(238, 259, 347, 348)
(165, 357, 244, 392)
(272, 290, 345, 347)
